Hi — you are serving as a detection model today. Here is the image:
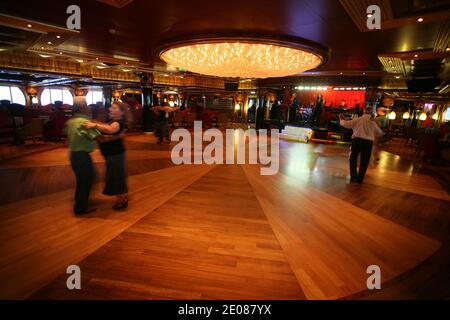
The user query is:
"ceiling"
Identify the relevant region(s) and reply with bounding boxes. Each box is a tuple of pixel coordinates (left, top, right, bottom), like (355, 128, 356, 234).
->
(0, 0, 449, 91)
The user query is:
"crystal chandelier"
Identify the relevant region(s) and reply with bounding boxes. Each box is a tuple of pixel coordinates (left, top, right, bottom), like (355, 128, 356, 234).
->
(159, 39, 324, 78)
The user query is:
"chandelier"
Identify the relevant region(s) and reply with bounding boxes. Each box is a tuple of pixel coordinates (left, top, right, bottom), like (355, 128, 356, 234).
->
(159, 38, 325, 78)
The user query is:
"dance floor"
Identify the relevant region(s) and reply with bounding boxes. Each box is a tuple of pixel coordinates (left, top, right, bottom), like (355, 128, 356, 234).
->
(0, 134, 449, 299)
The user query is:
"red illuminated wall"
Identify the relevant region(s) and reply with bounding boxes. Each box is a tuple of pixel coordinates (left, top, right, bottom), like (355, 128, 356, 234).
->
(291, 88, 366, 109)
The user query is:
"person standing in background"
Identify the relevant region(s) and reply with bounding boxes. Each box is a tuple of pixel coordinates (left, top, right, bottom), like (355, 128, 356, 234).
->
(66, 98, 100, 215)
(151, 102, 179, 144)
(339, 108, 384, 184)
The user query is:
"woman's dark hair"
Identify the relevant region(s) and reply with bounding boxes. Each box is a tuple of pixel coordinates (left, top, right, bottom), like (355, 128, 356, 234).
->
(111, 102, 131, 127)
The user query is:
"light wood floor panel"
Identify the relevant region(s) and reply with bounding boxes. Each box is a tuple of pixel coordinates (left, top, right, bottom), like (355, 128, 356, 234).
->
(243, 164, 441, 299)
(30, 165, 305, 300)
(0, 134, 448, 299)
(0, 164, 214, 299)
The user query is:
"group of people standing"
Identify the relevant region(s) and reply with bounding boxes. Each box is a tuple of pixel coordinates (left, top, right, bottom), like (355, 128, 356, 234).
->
(66, 98, 128, 215)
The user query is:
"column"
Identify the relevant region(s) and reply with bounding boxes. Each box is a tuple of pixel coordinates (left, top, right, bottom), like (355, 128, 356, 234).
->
(102, 87, 112, 110)
(139, 72, 154, 132)
(256, 90, 266, 130)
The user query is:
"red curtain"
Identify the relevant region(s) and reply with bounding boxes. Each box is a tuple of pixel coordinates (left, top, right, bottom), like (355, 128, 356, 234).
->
(295, 90, 365, 109)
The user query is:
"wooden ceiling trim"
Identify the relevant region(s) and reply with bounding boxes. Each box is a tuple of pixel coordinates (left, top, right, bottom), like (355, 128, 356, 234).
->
(340, 0, 449, 32)
(96, 0, 135, 8)
(0, 52, 139, 83)
(378, 56, 405, 75)
(433, 20, 450, 53)
(339, 0, 393, 32)
(0, 13, 79, 34)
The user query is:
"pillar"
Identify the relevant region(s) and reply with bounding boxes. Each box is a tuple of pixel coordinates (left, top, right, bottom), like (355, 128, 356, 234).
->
(256, 90, 266, 130)
(102, 87, 112, 110)
(139, 72, 154, 132)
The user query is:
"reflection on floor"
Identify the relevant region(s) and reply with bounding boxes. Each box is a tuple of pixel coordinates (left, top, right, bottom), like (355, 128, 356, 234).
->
(0, 134, 449, 299)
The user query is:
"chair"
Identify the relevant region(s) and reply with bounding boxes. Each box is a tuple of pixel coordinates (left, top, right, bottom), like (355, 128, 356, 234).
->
(404, 127, 417, 145)
(186, 112, 197, 128)
(0, 111, 14, 142)
(217, 113, 229, 128)
(15, 118, 45, 144)
(172, 111, 185, 128)
(43, 113, 69, 141)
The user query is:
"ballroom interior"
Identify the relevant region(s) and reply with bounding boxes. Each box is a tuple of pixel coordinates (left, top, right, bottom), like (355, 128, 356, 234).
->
(0, 0, 449, 300)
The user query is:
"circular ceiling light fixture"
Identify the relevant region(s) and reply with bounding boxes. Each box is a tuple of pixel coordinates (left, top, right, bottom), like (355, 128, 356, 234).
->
(158, 37, 326, 78)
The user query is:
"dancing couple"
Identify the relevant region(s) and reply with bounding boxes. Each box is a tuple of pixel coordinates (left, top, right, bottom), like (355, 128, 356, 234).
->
(66, 98, 128, 215)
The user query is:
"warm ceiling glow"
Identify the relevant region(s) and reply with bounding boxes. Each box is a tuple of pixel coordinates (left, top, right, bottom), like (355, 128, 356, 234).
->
(160, 42, 323, 78)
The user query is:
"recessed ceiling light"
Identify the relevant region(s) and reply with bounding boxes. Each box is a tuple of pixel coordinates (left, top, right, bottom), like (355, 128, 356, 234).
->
(27, 24, 32, 28)
(446, 47, 450, 52)
(164, 74, 169, 77)
(414, 54, 419, 58)
(363, 72, 366, 75)
(96, 57, 99, 60)
(47, 41, 52, 45)
(59, 52, 63, 55)
(417, 18, 424, 22)
(395, 76, 400, 79)
(340, 72, 343, 75)
(56, 35, 61, 39)
(367, 14, 372, 18)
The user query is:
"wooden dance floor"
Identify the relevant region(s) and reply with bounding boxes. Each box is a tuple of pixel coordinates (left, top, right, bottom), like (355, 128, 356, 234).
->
(0, 134, 449, 299)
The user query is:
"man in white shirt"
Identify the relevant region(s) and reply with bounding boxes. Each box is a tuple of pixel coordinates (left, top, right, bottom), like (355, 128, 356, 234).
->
(339, 108, 383, 184)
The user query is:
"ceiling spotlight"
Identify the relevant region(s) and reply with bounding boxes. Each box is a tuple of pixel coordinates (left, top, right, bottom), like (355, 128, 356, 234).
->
(395, 76, 400, 79)
(417, 18, 424, 22)
(40, 46, 45, 49)
(414, 54, 419, 58)
(446, 47, 450, 52)
(59, 52, 63, 55)
(47, 41, 52, 45)
(367, 14, 372, 18)
(56, 35, 61, 39)
(96, 57, 99, 60)
(164, 74, 169, 77)
(26, 24, 32, 28)
(363, 72, 366, 75)
(340, 72, 343, 75)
